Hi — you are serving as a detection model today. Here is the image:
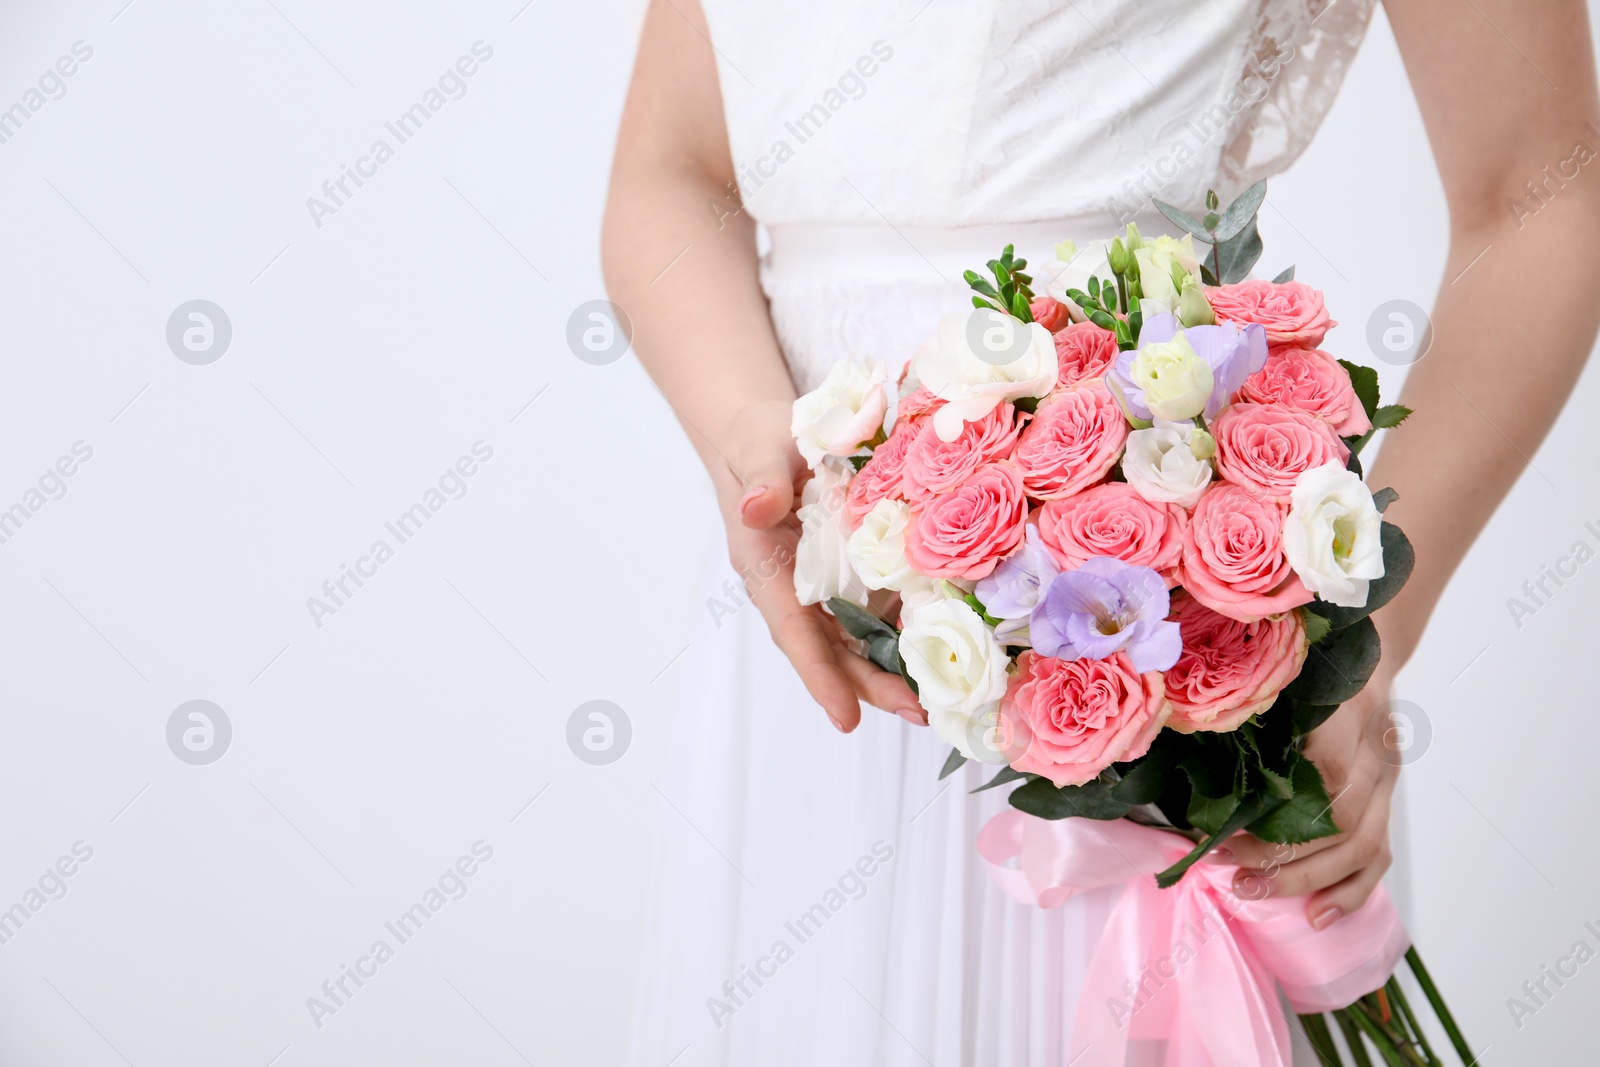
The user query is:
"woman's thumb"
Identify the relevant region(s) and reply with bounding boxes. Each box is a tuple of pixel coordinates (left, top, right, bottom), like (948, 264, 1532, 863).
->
(735, 443, 802, 529)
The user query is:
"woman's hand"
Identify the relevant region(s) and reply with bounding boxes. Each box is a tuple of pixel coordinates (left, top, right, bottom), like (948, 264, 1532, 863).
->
(1222, 666, 1400, 930)
(718, 400, 926, 734)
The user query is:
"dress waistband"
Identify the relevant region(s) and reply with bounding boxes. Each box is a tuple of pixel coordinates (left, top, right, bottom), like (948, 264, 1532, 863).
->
(761, 212, 1174, 283)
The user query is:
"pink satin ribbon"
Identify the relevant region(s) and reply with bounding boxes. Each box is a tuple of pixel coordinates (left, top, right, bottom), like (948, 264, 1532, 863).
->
(978, 810, 1410, 1066)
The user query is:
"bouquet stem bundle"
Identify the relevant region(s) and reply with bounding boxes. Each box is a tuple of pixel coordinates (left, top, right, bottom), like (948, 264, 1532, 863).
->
(1300, 949, 1475, 1066)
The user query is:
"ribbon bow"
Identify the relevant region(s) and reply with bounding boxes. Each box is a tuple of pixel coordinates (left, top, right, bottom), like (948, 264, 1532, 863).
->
(978, 811, 1410, 1066)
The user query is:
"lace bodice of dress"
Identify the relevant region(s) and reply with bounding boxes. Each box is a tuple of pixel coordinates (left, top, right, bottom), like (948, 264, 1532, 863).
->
(701, 0, 1374, 227)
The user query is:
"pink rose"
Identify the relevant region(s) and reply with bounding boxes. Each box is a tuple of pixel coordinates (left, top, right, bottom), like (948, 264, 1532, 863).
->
(1036, 483, 1186, 582)
(1178, 483, 1311, 622)
(1030, 296, 1073, 334)
(1207, 280, 1334, 348)
(1240, 346, 1372, 437)
(1053, 321, 1120, 388)
(1011, 383, 1127, 500)
(843, 420, 915, 527)
(1163, 591, 1308, 733)
(896, 385, 945, 425)
(900, 402, 1024, 505)
(1001, 651, 1169, 787)
(903, 462, 1028, 580)
(1212, 402, 1349, 503)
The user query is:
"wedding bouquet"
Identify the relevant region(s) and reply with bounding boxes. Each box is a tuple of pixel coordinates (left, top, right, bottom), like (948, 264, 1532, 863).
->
(790, 185, 1472, 1065)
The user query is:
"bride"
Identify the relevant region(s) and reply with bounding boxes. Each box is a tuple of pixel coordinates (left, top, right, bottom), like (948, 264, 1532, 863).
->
(603, 1, 1600, 1063)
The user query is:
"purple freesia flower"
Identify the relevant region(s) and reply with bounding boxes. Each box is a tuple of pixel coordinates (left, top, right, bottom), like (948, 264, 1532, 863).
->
(975, 526, 1059, 646)
(1109, 313, 1269, 421)
(1029, 557, 1182, 673)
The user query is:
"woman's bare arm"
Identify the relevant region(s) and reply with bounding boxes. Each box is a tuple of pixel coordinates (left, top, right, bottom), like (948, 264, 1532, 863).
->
(602, 0, 923, 730)
(1228, 0, 1600, 921)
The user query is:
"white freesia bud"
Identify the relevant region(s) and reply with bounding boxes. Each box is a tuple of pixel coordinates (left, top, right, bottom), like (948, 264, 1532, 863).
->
(1122, 419, 1214, 509)
(793, 462, 869, 607)
(846, 498, 915, 591)
(791, 359, 888, 468)
(1284, 462, 1386, 607)
(898, 599, 1009, 760)
(1127, 334, 1214, 421)
(913, 312, 1057, 442)
(1043, 238, 1115, 322)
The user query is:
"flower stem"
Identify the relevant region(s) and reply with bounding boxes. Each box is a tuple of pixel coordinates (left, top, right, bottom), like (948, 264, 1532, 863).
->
(1335, 1008, 1377, 1067)
(1300, 1013, 1345, 1066)
(1346, 1002, 1409, 1067)
(1405, 946, 1476, 1063)
(1386, 975, 1442, 1066)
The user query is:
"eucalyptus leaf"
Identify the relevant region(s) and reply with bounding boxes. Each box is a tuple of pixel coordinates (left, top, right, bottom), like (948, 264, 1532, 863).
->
(1292, 702, 1341, 734)
(939, 747, 967, 780)
(1153, 199, 1215, 242)
(1371, 487, 1399, 513)
(1008, 776, 1132, 821)
(866, 633, 900, 674)
(898, 650, 919, 698)
(1213, 180, 1267, 243)
(826, 598, 897, 642)
(1271, 265, 1296, 284)
(1289, 615, 1381, 706)
(1214, 217, 1264, 285)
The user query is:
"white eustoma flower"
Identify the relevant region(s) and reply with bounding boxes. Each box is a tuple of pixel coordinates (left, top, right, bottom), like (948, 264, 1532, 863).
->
(794, 462, 869, 607)
(1043, 238, 1115, 318)
(896, 575, 971, 616)
(913, 312, 1057, 442)
(1126, 333, 1214, 421)
(1122, 419, 1214, 509)
(845, 498, 915, 591)
(899, 599, 1009, 761)
(1284, 461, 1386, 607)
(791, 359, 888, 468)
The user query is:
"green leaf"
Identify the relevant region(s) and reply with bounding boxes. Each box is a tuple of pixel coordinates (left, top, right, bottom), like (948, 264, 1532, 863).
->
(1258, 765, 1295, 800)
(1088, 310, 1119, 331)
(1305, 523, 1416, 630)
(849, 454, 872, 472)
(939, 747, 967, 779)
(827, 598, 897, 642)
(1156, 795, 1272, 888)
(1300, 609, 1332, 646)
(963, 593, 1002, 627)
(1011, 290, 1033, 322)
(1214, 217, 1264, 285)
(1187, 791, 1240, 836)
(1345, 448, 1363, 477)
(1292, 702, 1341, 734)
(1153, 199, 1214, 242)
(897, 649, 919, 698)
(1371, 404, 1411, 429)
(1111, 741, 1182, 805)
(1202, 211, 1221, 231)
(1206, 189, 1220, 211)
(1289, 615, 1381, 706)
(1180, 744, 1237, 799)
(1199, 262, 1220, 287)
(971, 766, 1028, 793)
(865, 633, 900, 674)
(1247, 753, 1341, 844)
(1339, 360, 1381, 420)
(1371, 486, 1398, 513)
(1008, 776, 1132, 821)
(964, 271, 1000, 300)
(1213, 180, 1267, 243)
(1271, 265, 1296, 284)
(1014, 395, 1040, 415)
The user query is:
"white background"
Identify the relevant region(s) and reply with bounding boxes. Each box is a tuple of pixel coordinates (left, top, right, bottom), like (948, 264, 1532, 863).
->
(0, 1, 1597, 1064)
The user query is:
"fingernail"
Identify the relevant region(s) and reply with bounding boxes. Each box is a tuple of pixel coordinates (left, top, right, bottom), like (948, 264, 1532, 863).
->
(739, 486, 767, 516)
(1310, 905, 1343, 931)
(1200, 846, 1234, 866)
(829, 715, 846, 733)
(896, 707, 926, 726)
(1233, 870, 1271, 900)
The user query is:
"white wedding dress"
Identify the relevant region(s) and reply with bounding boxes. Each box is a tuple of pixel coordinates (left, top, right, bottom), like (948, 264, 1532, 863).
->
(628, 3, 1374, 1065)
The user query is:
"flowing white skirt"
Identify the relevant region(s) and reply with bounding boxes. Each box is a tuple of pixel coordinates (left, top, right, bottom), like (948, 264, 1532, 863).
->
(625, 217, 1321, 1067)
